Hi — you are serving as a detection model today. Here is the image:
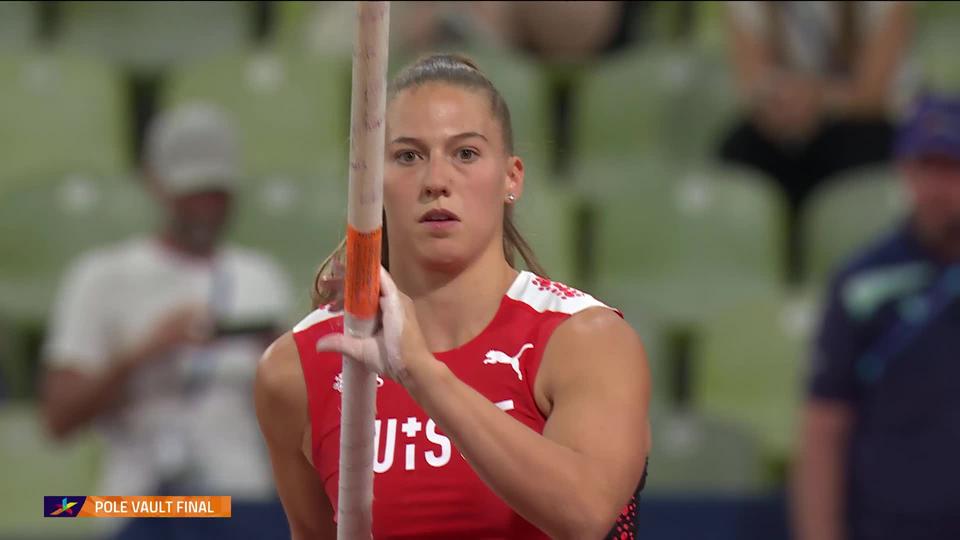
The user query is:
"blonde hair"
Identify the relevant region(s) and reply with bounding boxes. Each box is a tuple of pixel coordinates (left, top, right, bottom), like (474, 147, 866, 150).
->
(311, 53, 545, 308)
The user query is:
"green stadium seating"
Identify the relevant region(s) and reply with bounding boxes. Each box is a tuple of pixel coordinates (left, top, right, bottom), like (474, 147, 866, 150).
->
(0, 52, 127, 188)
(588, 159, 786, 326)
(914, 21, 960, 92)
(0, 1, 36, 51)
(573, 44, 738, 172)
(802, 166, 906, 286)
(0, 404, 102, 539)
(692, 0, 727, 51)
(227, 172, 348, 321)
(693, 290, 818, 460)
(58, 1, 252, 75)
(163, 51, 351, 179)
(512, 172, 578, 285)
(645, 409, 764, 495)
(0, 317, 32, 401)
(0, 174, 157, 325)
(272, 1, 355, 59)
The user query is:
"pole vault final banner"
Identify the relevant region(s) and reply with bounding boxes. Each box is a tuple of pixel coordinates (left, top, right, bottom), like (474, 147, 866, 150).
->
(43, 496, 231, 518)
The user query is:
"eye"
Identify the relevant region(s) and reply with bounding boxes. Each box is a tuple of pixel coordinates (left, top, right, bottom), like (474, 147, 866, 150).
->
(395, 150, 420, 164)
(457, 148, 479, 162)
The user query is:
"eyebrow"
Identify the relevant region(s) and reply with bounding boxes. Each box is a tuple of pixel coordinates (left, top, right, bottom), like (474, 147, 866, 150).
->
(389, 132, 489, 146)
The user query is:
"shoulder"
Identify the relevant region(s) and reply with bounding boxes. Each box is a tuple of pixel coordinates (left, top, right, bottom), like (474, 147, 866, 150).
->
(827, 225, 929, 316)
(506, 272, 621, 318)
(292, 304, 344, 334)
(255, 332, 308, 439)
(222, 244, 291, 285)
(537, 305, 648, 412)
(257, 332, 303, 403)
(546, 307, 643, 362)
(837, 224, 917, 281)
(58, 238, 145, 292)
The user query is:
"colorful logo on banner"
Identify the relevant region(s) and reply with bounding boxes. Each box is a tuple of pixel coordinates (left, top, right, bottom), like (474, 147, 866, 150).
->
(44, 496, 86, 517)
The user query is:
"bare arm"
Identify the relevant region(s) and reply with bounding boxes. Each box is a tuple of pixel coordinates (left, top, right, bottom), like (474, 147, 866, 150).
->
(254, 332, 335, 540)
(792, 398, 855, 540)
(404, 309, 650, 539)
(42, 354, 143, 440)
(726, 2, 912, 117)
(823, 2, 912, 116)
(725, 6, 778, 105)
(41, 305, 210, 440)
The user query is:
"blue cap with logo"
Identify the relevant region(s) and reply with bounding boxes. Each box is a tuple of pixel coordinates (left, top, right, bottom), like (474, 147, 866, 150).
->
(896, 94, 960, 162)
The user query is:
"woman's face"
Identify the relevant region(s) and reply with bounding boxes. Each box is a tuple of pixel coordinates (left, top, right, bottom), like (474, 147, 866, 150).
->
(384, 83, 522, 271)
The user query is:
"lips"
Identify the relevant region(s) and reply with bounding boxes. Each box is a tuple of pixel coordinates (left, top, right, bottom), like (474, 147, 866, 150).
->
(419, 208, 460, 223)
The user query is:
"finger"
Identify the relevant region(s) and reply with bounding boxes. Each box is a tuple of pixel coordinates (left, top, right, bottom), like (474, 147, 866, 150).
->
(379, 266, 398, 298)
(316, 334, 365, 360)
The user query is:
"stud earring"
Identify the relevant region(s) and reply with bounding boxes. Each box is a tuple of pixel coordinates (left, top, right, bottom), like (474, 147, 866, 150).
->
(506, 193, 516, 203)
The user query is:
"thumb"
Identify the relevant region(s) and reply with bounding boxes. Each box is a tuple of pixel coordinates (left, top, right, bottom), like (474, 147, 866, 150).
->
(316, 334, 366, 360)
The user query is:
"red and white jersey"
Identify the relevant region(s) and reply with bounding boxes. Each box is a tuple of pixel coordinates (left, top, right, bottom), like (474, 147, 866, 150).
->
(292, 271, 642, 539)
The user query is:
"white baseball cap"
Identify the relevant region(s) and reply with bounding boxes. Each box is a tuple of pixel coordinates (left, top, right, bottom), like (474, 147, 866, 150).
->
(144, 103, 240, 195)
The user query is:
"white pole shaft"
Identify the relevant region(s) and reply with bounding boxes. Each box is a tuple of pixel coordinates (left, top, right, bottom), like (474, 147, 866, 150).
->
(339, 2, 389, 539)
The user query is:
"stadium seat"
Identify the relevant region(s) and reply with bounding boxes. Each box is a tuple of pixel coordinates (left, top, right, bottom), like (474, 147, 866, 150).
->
(227, 172, 348, 320)
(272, 1, 355, 59)
(58, 1, 252, 75)
(645, 409, 764, 495)
(693, 291, 818, 460)
(801, 166, 906, 286)
(512, 177, 578, 285)
(0, 1, 36, 51)
(914, 23, 960, 92)
(588, 159, 786, 326)
(0, 174, 157, 325)
(163, 51, 351, 180)
(0, 52, 127, 188)
(0, 403, 103, 539)
(573, 45, 738, 175)
(0, 317, 32, 401)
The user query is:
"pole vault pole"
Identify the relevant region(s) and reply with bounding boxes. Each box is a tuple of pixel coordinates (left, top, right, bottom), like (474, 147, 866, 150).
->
(339, 2, 389, 538)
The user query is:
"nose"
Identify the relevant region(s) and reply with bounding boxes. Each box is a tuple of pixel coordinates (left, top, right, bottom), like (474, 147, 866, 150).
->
(422, 156, 452, 199)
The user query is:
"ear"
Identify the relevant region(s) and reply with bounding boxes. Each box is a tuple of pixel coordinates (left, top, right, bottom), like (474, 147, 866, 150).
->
(504, 155, 524, 202)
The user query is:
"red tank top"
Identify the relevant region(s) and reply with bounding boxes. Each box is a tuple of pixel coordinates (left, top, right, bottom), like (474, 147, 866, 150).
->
(292, 271, 641, 539)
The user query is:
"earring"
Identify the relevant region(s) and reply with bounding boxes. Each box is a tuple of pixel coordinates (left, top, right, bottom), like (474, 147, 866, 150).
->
(506, 193, 516, 203)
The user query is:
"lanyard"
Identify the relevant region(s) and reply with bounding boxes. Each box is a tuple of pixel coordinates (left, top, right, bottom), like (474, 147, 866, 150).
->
(857, 264, 960, 384)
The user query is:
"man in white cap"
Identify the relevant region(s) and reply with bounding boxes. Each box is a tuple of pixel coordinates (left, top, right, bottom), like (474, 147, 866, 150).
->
(40, 103, 292, 539)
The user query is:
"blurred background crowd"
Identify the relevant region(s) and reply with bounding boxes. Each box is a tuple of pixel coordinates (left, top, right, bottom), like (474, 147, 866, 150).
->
(1, 1, 958, 539)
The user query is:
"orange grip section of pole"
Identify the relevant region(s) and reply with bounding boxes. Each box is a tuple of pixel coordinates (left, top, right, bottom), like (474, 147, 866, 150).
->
(344, 225, 382, 320)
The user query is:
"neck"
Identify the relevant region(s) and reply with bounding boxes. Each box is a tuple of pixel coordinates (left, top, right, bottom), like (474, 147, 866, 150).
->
(390, 241, 519, 353)
(158, 230, 216, 260)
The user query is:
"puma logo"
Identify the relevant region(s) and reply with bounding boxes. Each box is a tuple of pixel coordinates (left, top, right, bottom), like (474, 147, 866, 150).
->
(483, 344, 534, 381)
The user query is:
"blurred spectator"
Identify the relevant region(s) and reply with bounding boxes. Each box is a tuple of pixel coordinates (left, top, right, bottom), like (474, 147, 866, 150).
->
(502, 1, 634, 62)
(40, 104, 291, 539)
(720, 1, 911, 212)
(390, 1, 638, 61)
(794, 94, 960, 540)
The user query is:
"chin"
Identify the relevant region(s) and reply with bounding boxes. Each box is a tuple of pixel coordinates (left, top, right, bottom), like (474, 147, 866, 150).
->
(414, 245, 469, 272)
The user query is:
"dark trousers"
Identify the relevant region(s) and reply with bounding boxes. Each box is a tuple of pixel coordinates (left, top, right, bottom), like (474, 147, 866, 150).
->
(719, 117, 895, 280)
(112, 499, 290, 540)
